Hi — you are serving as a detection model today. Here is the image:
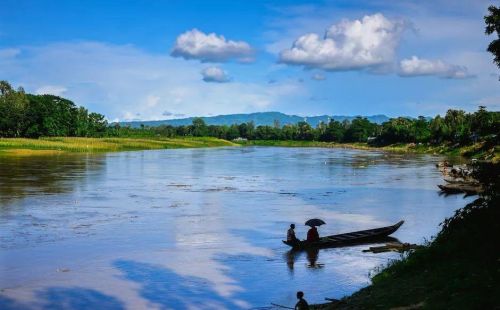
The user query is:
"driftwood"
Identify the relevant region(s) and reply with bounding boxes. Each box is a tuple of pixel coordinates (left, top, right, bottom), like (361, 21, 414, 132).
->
(437, 183, 483, 195)
(362, 242, 422, 253)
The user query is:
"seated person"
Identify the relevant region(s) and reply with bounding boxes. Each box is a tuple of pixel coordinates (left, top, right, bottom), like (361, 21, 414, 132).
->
(287, 224, 299, 244)
(306, 226, 319, 242)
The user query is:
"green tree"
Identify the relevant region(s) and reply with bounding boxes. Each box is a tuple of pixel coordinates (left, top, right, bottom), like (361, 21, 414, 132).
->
(281, 124, 298, 140)
(321, 120, 345, 142)
(296, 121, 314, 140)
(88, 112, 107, 136)
(414, 116, 431, 143)
(344, 117, 377, 142)
(430, 115, 449, 143)
(485, 5, 500, 69)
(238, 121, 255, 139)
(191, 117, 208, 136)
(379, 117, 415, 144)
(0, 81, 29, 137)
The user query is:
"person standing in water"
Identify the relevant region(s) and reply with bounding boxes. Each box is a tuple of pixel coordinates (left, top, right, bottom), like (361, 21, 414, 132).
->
(295, 291, 309, 310)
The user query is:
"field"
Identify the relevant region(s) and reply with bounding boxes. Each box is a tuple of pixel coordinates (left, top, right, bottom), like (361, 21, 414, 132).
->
(0, 137, 237, 155)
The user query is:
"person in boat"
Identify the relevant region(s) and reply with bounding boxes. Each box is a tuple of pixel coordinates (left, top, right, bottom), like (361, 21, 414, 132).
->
(295, 291, 309, 310)
(287, 224, 299, 244)
(306, 226, 319, 242)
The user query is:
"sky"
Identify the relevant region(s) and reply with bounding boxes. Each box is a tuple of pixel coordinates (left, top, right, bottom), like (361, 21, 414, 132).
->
(0, 0, 498, 121)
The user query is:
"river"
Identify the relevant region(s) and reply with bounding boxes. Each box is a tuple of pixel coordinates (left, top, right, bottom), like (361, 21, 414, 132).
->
(0, 147, 471, 309)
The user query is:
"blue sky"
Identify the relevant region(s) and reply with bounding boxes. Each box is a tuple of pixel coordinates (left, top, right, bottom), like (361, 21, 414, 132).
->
(0, 0, 498, 121)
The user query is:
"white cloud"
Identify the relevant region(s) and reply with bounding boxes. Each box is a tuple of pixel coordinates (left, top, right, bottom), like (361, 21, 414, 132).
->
(201, 66, 230, 83)
(279, 14, 405, 71)
(171, 29, 254, 63)
(35, 85, 67, 96)
(311, 73, 326, 81)
(0, 42, 304, 121)
(398, 56, 472, 79)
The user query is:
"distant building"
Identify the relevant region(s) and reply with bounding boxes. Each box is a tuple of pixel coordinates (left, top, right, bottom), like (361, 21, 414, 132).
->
(232, 137, 248, 142)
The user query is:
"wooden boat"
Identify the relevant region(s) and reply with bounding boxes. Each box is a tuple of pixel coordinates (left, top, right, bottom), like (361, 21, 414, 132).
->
(283, 220, 404, 250)
(438, 184, 483, 195)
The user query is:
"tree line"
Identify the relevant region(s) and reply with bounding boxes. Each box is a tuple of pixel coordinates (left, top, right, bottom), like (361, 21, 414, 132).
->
(113, 108, 498, 146)
(1, 80, 498, 147)
(0, 81, 107, 138)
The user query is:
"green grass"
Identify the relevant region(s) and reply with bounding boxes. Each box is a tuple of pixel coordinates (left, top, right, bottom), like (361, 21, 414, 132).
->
(0, 137, 237, 154)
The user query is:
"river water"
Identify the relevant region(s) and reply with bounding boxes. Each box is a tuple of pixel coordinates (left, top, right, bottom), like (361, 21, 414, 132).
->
(0, 147, 471, 309)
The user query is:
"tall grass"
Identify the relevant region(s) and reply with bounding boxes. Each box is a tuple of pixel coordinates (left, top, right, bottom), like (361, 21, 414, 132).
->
(0, 137, 236, 154)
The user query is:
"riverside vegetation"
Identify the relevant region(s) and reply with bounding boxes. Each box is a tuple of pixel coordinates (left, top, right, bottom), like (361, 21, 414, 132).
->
(0, 80, 498, 159)
(314, 162, 500, 309)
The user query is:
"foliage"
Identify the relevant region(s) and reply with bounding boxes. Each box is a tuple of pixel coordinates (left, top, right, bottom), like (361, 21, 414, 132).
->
(485, 5, 500, 69)
(0, 81, 108, 138)
(1, 81, 499, 150)
(318, 162, 500, 310)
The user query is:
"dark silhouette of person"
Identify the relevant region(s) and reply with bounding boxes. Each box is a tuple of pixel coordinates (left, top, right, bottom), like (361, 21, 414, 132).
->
(295, 291, 309, 310)
(306, 226, 319, 242)
(287, 223, 299, 244)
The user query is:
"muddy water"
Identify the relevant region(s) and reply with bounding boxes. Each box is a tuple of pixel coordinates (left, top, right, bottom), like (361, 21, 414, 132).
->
(0, 147, 471, 309)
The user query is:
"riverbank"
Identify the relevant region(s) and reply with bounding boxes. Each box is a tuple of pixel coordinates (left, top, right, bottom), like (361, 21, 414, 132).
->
(235, 140, 500, 162)
(312, 162, 500, 310)
(0, 137, 237, 155)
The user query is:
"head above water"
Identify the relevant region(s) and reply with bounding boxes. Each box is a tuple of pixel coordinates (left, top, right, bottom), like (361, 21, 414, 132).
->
(297, 291, 304, 299)
(290, 224, 295, 229)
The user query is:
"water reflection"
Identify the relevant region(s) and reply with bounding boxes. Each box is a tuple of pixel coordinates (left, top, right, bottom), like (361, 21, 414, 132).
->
(0, 147, 472, 308)
(114, 259, 249, 309)
(0, 154, 106, 205)
(285, 236, 399, 272)
(286, 248, 322, 271)
(0, 287, 125, 310)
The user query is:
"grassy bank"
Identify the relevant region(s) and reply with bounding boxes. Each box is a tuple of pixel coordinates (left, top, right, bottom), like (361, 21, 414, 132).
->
(0, 137, 236, 155)
(235, 140, 500, 161)
(313, 163, 500, 310)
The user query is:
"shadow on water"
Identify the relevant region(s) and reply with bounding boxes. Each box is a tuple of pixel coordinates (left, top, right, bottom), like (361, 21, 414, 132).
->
(113, 259, 244, 310)
(0, 154, 106, 205)
(0, 288, 125, 310)
(285, 236, 400, 272)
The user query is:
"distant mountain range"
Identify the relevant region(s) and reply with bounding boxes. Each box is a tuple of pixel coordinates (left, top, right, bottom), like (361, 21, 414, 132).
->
(119, 112, 392, 128)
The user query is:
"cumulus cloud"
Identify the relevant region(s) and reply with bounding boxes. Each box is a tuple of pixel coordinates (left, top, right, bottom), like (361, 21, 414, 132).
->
(279, 14, 404, 71)
(35, 85, 67, 96)
(171, 29, 254, 63)
(311, 73, 326, 81)
(201, 66, 230, 83)
(398, 56, 472, 79)
(0, 42, 304, 121)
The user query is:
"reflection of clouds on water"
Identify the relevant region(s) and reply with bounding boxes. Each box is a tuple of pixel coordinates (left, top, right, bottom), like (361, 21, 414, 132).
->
(1, 147, 469, 308)
(166, 194, 273, 302)
(115, 259, 252, 309)
(0, 287, 125, 310)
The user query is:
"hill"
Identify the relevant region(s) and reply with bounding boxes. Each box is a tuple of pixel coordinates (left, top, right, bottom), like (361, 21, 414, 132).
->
(118, 112, 390, 128)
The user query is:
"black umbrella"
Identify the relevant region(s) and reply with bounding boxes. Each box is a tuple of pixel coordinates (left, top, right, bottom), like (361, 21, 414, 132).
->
(305, 218, 326, 227)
